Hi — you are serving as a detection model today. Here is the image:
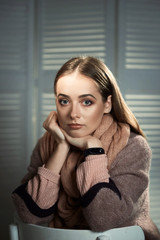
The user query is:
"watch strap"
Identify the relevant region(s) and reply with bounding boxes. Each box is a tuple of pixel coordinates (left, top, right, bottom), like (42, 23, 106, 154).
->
(83, 148, 105, 157)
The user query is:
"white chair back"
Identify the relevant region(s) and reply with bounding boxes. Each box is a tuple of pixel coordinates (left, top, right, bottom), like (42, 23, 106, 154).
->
(9, 223, 145, 240)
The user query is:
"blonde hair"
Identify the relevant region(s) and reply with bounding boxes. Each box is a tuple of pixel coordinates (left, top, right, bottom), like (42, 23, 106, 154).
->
(54, 56, 145, 137)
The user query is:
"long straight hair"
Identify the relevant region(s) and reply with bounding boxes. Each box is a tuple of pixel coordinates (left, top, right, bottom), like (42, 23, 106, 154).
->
(54, 56, 145, 137)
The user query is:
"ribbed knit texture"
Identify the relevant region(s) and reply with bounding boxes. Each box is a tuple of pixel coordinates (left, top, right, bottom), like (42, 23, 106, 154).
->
(27, 166, 60, 209)
(76, 154, 109, 195)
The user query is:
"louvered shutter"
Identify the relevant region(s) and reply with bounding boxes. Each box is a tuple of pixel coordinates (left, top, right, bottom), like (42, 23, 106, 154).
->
(0, 0, 34, 239)
(118, 0, 160, 229)
(36, 0, 116, 137)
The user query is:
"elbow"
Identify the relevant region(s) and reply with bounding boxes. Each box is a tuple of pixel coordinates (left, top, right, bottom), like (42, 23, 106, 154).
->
(82, 198, 134, 232)
(83, 208, 120, 232)
(15, 210, 53, 225)
(12, 193, 53, 225)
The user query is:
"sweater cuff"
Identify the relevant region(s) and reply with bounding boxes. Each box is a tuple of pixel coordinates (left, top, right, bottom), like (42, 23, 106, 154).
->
(76, 154, 110, 195)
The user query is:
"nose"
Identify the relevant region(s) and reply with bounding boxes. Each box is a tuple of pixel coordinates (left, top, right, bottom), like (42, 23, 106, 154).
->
(70, 103, 80, 119)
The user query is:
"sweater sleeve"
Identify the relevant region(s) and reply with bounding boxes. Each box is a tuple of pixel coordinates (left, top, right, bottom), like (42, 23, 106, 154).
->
(76, 154, 110, 195)
(76, 133, 151, 232)
(12, 139, 60, 225)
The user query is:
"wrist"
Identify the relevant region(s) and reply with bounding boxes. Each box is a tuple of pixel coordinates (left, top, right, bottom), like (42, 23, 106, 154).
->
(86, 138, 102, 149)
(57, 141, 70, 152)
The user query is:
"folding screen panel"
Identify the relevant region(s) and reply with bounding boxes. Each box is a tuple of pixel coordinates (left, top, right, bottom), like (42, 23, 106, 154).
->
(36, 0, 116, 138)
(118, 0, 160, 229)
(0, 0, 34, 239)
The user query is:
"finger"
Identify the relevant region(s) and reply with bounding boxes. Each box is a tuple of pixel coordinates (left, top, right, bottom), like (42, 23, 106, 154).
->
(62, 130, 86, 149)
(55, 127, 65, 141)
(43, 112, 65, 142)
(61, 129, 72, 142)
(47, 111, 57, 125)
(43, 111, 57, 129)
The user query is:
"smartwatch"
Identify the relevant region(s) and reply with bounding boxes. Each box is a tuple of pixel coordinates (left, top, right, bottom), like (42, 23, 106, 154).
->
(83, 147, 105, 157)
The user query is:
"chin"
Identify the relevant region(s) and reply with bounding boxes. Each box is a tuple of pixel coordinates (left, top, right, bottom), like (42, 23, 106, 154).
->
(68, 131, 84, 138)
(67, 129, 93, 138)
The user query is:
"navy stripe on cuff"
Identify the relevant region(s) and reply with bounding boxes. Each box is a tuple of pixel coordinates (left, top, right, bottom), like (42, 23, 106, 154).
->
(13, 182, 57, 218)
(81, 178, 121, 208)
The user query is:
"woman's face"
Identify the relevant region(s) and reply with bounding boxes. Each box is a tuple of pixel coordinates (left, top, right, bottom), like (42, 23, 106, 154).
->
(55, 70, 111, 137)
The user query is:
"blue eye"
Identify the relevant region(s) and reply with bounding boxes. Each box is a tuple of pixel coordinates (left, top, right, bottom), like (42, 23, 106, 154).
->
(83, 100, 92, 106)
(59, 99, 69, 105)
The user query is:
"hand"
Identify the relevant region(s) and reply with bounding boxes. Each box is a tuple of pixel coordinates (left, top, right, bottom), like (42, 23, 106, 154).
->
(43, 111, 70, 173)
(43, 111, 66, 145)
(62, 130, 102, 150)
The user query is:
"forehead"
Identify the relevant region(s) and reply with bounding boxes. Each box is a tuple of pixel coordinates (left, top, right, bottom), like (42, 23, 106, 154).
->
(56, 71, 100, 95)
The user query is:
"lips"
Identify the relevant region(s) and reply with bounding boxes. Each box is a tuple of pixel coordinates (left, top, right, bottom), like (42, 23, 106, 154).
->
(68, 124, 83, 130)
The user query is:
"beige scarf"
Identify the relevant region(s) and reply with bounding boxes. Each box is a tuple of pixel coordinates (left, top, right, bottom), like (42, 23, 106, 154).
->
(40, 114, 130, 229)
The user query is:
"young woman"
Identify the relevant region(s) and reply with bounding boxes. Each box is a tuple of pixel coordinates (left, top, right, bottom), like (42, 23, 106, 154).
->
(12, 56, 160, 240)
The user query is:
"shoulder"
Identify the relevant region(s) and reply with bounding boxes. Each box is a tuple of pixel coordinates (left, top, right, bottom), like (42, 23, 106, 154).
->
(31, 138, 42, 159)
(28, 136, 45, 169)
(110, 132, 152, 171)
(21, 138, 43, 183)
(127, 132, 152, 157)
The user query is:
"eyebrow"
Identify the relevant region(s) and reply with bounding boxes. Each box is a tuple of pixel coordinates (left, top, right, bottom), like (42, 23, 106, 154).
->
(57, 93, 97, 100)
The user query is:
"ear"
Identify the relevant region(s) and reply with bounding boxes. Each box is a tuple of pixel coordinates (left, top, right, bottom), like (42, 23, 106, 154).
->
(104, 95, 112, 113)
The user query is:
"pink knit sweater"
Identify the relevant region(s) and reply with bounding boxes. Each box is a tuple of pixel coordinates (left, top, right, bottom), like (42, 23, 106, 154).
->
(12, 132, 160, 240)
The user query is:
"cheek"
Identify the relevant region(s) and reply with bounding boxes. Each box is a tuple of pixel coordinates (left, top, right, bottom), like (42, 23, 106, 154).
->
(56, 104, 67, 118)
(90, 105, 104, 119)
(56, 108, 70, 131)
(87, 107, 104, 128)
(56, 108, 65, 124)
